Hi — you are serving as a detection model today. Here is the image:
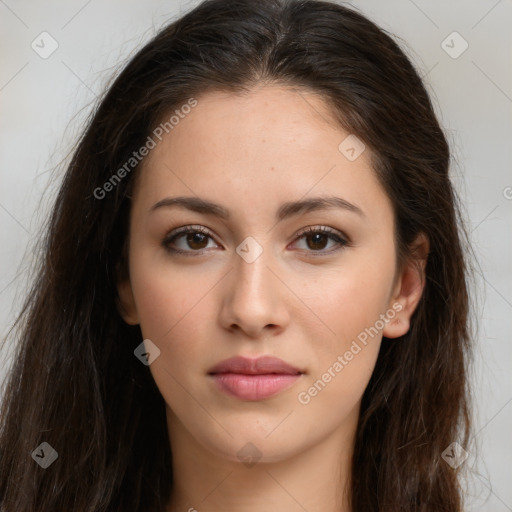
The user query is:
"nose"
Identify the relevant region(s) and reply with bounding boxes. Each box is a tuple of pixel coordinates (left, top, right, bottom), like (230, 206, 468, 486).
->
(218, 246, 290, 339)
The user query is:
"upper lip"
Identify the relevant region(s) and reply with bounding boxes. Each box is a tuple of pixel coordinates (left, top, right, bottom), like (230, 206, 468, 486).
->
(208, 356, 303, 375)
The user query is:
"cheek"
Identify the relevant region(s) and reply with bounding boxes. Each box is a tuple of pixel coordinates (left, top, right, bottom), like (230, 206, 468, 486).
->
(303, 256, 395, 350)
(128, 256, 215, 414)
(295, 252, 395, 411)
(128, 246, 216, 362)
(293, 271, 388, 427)
(294, 348, 378, 445)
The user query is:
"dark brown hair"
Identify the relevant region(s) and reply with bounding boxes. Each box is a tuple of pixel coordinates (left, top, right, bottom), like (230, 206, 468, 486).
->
(0, 0, 474, 510)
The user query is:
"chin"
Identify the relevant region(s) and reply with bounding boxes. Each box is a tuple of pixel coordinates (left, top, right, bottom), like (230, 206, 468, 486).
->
(194, 420, 317, 466)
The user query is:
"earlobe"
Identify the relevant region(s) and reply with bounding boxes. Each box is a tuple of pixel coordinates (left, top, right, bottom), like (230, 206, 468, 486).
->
(116, 279, 140, 325)
(115, 243, 140, 325)
(115, 253, 140, 325)
(383, 233, 429, 339)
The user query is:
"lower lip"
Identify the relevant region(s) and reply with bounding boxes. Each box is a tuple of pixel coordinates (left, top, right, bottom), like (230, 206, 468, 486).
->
(210, 373, 301, 401)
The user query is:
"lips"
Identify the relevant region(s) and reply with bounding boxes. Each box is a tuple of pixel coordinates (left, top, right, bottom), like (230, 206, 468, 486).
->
(208, 355, 303, 375)
(208, 356, 304, 401)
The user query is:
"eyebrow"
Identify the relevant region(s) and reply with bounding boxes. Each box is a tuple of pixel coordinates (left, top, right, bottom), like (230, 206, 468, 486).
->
(150, 195, 365, 221)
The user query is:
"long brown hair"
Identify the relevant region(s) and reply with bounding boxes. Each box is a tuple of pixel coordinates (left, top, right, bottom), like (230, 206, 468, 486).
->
(0, 0, 474, 510)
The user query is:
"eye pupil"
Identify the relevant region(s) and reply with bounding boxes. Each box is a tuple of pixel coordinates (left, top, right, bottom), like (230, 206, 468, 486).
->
(187, 233, 208, 249)
(307, 233, 328, 250)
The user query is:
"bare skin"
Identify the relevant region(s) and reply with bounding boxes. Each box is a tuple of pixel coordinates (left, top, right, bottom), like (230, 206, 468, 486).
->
(117, 84, 428, 512)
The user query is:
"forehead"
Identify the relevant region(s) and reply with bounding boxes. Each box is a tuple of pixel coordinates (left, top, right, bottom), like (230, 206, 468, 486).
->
(133, 85, 393, 226)
(157, 85, 344, 160)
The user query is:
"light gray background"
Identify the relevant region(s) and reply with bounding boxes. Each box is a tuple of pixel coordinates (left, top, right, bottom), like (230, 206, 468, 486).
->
(1, 1, 511, 510)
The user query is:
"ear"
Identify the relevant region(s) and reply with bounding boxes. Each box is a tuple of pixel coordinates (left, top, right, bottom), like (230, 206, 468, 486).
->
(383, 232, 429, 339)
(116, 279, 140, 325)
(115, 255, 140, 326)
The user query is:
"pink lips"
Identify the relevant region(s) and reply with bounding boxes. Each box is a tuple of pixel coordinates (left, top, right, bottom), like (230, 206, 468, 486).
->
(208, 356, 303, 401)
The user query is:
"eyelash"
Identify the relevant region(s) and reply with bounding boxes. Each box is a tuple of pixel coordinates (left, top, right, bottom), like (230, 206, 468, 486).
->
(162, 225, 350, 258)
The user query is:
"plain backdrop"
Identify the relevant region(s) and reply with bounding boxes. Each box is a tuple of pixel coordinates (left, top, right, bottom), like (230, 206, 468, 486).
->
(1, 0, 511, 510)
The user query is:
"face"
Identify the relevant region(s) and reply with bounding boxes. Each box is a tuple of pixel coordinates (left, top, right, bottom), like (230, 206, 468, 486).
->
(117, 84, 425, 465)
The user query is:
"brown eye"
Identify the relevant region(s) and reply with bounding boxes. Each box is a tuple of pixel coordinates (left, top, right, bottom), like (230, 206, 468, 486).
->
(184, 232, 209, 250)
(304, 232, 330, 250)
(162, 226, 218, 254)
(292, 226, 349, 255)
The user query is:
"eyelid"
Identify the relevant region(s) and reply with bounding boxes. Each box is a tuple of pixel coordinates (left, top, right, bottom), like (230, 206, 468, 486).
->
(162, 224, 219, 254)
(162, 224, 350, 256)
(293, 225, 348, 240)
(166, 224, 212, 237)
(289, 225, 350, 257)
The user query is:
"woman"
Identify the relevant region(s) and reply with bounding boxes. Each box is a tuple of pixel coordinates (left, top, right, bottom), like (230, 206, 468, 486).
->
(0, 0, 474, 510)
